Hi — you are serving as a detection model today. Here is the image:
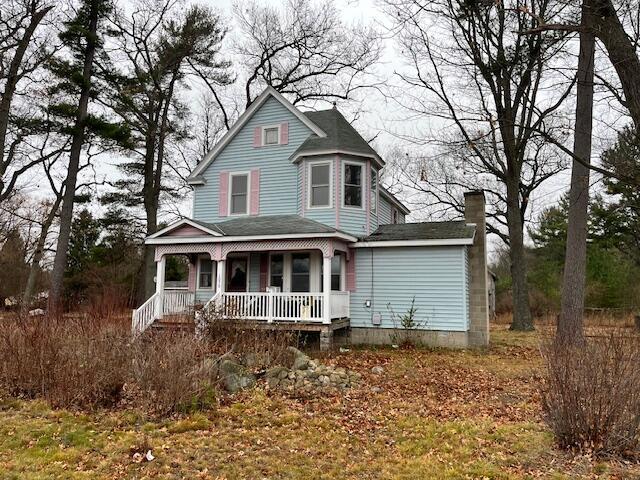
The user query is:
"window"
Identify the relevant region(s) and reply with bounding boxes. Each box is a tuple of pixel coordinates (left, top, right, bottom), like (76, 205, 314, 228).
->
(370, 168, 377, 214)
(198, 258, 213, 289)
(263, 126, 279, 145)
(291, 253, 310, 292)
(321, 253, 342, 291)
(229, 173, 248, 215)
(270, 254, 284, 290)
(343, 163, 363, 207)
(392, 208, 399, 224)
(309, 162, 331, 208)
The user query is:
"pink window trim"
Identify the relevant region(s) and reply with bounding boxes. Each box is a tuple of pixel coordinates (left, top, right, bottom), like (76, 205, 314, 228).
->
(280, 122, 289, 145)
(365, 160, 371, 235)
(250, 169, 260, 215)
(335, 155, 340, 228)
(300, 163, 306, 217)
(346, 248, 356, 292)
(187, 260, 197, 292)
(219, 171, 229, 217)
(253, 127, 261, 147)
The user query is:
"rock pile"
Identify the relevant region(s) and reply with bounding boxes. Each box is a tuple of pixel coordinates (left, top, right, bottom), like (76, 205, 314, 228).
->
(264, 347, 360, 391)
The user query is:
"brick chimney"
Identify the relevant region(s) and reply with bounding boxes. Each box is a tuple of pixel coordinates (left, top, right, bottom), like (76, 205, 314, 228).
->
(464, 191, 489, 346)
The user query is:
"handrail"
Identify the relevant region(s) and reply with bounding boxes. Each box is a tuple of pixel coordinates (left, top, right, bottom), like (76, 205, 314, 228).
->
(131, 292, 160, 335)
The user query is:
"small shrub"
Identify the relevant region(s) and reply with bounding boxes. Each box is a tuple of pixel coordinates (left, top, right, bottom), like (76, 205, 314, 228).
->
(131, 332, 218, 414)
(541, 331, 640, 456)
(200, 308, 299, 369)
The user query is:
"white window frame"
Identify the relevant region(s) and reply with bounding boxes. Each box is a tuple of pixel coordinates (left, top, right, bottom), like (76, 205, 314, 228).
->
(268, 252, 285, 291)
(228, 171, 250, 216)
(392, 208, 399, 224)
(307, 160, 333, 209)
(261, 124, 281, 146)
(342, 160, 365, 210)
(197, 255, 215, 290)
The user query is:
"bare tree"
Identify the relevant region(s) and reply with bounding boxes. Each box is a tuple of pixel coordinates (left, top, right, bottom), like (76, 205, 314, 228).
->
(0, 0, 57, 202)
(104, 1, 233, 301)
(385, 0, 576, 331)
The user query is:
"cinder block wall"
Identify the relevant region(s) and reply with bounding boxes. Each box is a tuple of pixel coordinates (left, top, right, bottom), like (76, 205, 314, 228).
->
(464, 191, 490, 346)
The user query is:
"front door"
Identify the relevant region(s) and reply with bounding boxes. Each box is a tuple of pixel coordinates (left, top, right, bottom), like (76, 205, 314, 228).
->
(226, 256, 248, 292)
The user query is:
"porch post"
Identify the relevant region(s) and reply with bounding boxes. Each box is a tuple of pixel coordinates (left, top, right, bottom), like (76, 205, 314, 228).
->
(323, 255, 331, 324)
(216, 259, 226, 294)
(155, 255, 166, 318)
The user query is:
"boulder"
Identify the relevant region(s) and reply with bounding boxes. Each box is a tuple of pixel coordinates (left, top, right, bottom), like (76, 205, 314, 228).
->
(219, 359, 256, 393)
(371, 366, 384, 375)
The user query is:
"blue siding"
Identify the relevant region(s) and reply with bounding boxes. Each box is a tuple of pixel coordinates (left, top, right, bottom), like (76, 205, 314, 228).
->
(350, 246, 469, 331)
(378, 196, 392, 224)
(193, 97, 313, 222)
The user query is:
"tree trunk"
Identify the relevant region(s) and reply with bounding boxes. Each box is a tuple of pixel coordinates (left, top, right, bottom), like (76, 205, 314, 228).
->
(506, 176, 534, 331)
(48, 1, 100, 316)
(557, 2, 595, 344)
(22, 199, 61, 314)
(592, 0, 640, 133)
(139, 127, 158, 304)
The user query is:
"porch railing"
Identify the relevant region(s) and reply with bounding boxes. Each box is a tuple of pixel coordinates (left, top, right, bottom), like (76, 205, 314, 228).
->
(219, 292, 329, 323)
(161, 290, 195, 316)
(132, 292, 159, 335)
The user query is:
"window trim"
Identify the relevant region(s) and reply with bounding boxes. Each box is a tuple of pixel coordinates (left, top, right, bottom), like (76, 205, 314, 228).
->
(261, 124, 281, 146)
(370, 167, 378, 215)
(342, 160, 365, 210)
(197, 256, 215, 291)
(307, 160, 333, 209)
(268, 253, 285, 291)
(228, 171, 250, 216)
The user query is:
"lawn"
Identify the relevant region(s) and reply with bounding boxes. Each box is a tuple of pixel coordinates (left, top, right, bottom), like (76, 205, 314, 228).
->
(0, 326, 637, 479)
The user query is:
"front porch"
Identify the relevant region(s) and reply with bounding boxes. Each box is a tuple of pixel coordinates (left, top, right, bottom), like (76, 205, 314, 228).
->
(133, 227, 355, 345)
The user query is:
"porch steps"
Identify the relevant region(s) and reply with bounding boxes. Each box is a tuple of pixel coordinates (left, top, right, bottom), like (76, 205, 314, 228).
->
(148, 314, 195, 334)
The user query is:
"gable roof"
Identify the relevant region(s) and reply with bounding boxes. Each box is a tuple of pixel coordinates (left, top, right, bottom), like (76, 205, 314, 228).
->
(289, 109, 384, 167)
(146, 218, 223, 239)
(358, 220, 476, 246)
(146, 215, 358, 244)
(380, 186, 411, 215)
(187, 86, 327, 184)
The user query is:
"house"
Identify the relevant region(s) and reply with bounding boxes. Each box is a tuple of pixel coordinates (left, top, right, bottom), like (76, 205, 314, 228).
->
(133, 86, 489, 349)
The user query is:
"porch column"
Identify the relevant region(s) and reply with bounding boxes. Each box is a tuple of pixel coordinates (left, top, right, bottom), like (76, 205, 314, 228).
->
(155, 255, 166, 318)
(323, 255, 331, 324)
(216, 259, 226, 294)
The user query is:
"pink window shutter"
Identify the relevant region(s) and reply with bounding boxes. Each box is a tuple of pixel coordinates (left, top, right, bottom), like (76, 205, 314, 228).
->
(253, 127, 262, 147)
(219, 171, 229, 217)
(280, 122, 289, 145)
(346, 249, 356, 292)
(250, 169, 260, 215)
(259, 254, 269, 291)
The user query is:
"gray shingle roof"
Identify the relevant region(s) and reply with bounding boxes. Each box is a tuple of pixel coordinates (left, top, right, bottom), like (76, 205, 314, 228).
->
(205, 215, 353, 238)
(290, 109, 381, 163)
(363, 221, 475, 242)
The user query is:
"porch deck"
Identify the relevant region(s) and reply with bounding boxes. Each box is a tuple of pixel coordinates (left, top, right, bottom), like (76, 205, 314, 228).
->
(132, 290, 350, 346)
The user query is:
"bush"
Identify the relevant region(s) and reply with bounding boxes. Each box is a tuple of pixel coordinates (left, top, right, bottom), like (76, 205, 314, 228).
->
(541, 331, 640, 456)
(0, 315, 130, 408)
(131, 332, 218, 414)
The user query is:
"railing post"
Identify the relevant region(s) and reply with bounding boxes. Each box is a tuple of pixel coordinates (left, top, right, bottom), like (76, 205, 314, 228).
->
(267, 291, 274, 323)
(323, 256, 332, 324)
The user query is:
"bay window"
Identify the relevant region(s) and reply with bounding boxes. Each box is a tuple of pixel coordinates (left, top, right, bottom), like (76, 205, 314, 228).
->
(309, 162, 331, 208)
(343, 163, 363, 208)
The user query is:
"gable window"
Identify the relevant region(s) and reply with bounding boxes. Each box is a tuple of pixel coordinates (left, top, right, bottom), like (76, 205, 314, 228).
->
(309, 162, 332, 208)
(343, 163, 363, 208)
(229, 173, 249, 215)
(198, 258, 214, 289)
(263, 126, 280, 146)
(370, 168, 377, 214)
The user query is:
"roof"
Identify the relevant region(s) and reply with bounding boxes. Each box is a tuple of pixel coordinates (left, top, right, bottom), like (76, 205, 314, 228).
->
(146, 215, 358, 244)
(362, 220, 476, 242)
(290, 109, 384, 166)
(379, 186, 411, 215)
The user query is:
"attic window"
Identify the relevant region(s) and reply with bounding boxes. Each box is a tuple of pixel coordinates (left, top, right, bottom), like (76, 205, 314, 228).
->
(263, 126, 280, 145)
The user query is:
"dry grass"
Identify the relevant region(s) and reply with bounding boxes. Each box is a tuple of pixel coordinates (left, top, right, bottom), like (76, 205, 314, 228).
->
(1, 325, 639, 478)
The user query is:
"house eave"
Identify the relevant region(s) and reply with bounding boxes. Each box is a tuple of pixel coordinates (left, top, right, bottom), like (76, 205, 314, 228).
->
(147, 218, 223, 239)
(290, 149, 385, 168)
(352, 238, 474, 248)
(146, 231, 358, 245)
